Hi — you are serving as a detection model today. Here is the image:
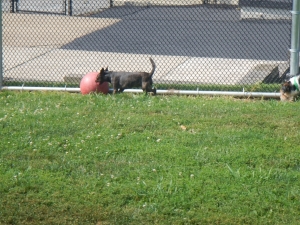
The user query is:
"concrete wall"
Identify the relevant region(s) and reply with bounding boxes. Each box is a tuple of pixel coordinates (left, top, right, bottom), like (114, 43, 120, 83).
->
(113, 0, 239, 6)
(68, 0, 110, 16)
(2, 0, 11, 12)
(1, 0, 110, 15)
(2, 0, 239, 15)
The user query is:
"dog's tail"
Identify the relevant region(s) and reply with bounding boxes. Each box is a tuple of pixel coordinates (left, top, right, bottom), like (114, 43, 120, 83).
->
(149, 57, 156, 77)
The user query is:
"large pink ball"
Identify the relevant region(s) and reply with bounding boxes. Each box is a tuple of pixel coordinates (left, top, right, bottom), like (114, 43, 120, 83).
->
(80, 72, 109, 95)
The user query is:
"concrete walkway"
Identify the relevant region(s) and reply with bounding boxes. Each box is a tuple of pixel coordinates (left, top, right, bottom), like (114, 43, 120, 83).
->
(3, 12, 288, 86)
(4, 46, 287, 85)
(241, 7, 291, 20)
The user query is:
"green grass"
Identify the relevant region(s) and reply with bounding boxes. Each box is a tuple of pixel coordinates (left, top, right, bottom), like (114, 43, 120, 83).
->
(1, 91, 300, 224)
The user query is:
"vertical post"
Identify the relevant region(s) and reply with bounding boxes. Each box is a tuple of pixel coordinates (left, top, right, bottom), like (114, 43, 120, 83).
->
(68, 0, 72, 16)
(289, 0, 300, 77)
(0, 0, 2, 88)
(64, 0, 67, 15)
(10, 0, 15, 13)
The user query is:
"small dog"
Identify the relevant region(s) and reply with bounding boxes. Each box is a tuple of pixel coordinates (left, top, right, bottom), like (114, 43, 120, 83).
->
(96, 58, 156, 94)
(280, 75, 300, 101)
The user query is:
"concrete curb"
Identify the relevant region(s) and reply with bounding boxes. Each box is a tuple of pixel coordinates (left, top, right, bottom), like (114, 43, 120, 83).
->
(113, 0, 239, 7)
(241, 7, 291, 20)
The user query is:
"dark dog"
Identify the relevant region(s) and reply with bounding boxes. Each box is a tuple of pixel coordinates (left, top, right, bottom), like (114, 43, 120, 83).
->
(96, 58, 156, 94)
(280, 75, 300, 101)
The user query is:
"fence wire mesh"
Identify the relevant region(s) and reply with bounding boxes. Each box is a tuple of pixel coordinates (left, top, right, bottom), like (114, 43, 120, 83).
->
(2, 0, 293, 92)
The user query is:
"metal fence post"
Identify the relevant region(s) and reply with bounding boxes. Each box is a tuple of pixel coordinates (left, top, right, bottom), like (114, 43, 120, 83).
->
(10, 0, 15, 13)
(0, 0, 3, 89)
(68, 0, 72, 16)
(289, 0, 300, 77)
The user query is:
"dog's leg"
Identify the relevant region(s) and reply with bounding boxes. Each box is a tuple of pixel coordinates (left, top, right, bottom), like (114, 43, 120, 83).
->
(152, 87, 157, 95)
(143, 82, 156, 95)
(142, 82, 149, 94)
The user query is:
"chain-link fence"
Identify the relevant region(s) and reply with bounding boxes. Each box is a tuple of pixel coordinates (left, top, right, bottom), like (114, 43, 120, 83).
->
(2, 0, 293, 92)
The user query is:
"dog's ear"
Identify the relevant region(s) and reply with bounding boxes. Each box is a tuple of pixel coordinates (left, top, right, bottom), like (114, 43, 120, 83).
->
(281, 81, 292, 92)
(282, 80, 291, 85)
(100, 68, 107, 76)
(105, 67, 108, 71)
(96, 68, 105, 83)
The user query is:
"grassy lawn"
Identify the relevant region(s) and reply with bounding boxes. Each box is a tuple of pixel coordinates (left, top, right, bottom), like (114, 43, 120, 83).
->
(0, 91, 300, 224)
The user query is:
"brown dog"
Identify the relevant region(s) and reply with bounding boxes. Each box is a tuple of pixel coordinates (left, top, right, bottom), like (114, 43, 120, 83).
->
(96, 58, 156, 94)
(280, 75, 300, 101)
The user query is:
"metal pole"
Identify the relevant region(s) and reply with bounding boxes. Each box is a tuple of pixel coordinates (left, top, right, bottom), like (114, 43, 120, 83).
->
(68, 0, 72, 16)
(0, 86, 282, 98)
(289, 0, 300, 77)
(0, 0, 3, 89)
(64, 0, 67, 15)
(10, 0, 15, 13)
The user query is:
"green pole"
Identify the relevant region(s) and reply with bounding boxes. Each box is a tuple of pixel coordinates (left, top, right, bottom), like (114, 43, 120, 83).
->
(289, 0, 300, 77)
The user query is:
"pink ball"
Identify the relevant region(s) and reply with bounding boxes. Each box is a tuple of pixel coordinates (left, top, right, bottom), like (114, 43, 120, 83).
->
(80, 72, 109, 95)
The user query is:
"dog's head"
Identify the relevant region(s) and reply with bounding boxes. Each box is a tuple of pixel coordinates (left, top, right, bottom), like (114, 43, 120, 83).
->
(280, 76, 300, 101)
(281, 81, 294, 93)
(95, 67, 109, 84)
